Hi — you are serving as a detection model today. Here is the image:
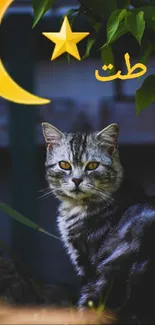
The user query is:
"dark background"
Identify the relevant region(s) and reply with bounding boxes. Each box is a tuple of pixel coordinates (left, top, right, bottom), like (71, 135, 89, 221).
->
(0, 0, 155, 303)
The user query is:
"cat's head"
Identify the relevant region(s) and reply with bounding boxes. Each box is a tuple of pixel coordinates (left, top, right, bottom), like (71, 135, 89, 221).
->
(42, 122, 123, 203)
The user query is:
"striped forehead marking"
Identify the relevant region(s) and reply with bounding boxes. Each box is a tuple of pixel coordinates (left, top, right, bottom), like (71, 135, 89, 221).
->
(69, 133, 87, 162)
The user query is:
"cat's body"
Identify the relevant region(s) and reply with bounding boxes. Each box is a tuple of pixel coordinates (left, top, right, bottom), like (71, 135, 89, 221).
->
(58, 183, 155, 317)
(42, 122, 155, 324)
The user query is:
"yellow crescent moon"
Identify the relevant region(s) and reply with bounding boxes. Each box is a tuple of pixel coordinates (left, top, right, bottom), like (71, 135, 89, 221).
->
(0, 0, 51, 105)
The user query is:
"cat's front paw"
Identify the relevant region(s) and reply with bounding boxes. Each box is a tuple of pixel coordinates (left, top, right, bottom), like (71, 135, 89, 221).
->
(77, 290, 100, 309)
(77, 294, 90, 308)
(78, 277, 107, 309)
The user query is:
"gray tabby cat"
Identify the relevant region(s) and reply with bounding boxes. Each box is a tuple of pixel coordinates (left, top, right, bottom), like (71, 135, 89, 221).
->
(42, 122, 155, 324)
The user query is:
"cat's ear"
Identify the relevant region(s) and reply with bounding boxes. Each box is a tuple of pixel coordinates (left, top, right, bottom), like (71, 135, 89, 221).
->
(96, 123, 119, 155)
(42, 122, 63, 147)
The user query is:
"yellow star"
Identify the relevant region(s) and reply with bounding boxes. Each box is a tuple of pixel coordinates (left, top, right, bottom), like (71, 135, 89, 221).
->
(42, 16, 89, 61)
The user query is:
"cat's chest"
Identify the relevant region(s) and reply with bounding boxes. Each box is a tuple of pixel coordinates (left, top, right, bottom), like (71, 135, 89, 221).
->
(59, 203, 86, 226)
(58, 204, 111, 254)
(58, 209, 86, 241)
(58, 204, 83, 237)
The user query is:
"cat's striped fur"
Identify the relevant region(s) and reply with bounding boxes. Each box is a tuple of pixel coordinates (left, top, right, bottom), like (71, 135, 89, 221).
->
(42, 122, 155, 324)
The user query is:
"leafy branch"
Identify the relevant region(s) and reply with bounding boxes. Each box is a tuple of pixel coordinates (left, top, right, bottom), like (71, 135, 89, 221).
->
(32, 0, 155, 114)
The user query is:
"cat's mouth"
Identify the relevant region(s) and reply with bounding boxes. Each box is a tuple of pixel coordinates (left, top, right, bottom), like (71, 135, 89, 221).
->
(70, 188, 83, 194)
(63, 187, 92, 200)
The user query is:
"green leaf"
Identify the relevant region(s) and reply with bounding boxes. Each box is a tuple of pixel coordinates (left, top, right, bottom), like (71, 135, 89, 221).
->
(104, 20, 127, 45)
(136, 75, 155, 115)
(112, 20, 128, 42)
(0, 202, 60, 240)
(139, 6, 155, 19)
(60, 8, 79, 25)
(132, 6, 155, 31)
(140, 41, 153, 65)
(107, 9, 126, 44)
(142, 6, 155, 31)
(125, 10, 145, 44)
(32, 0, 55, 28)
(82, 38, 96, 59)
(101, 44, 116, 75)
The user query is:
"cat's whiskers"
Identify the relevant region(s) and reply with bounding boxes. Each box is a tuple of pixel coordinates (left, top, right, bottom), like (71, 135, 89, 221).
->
(90, 185, 115, 205)
(101, 190, 116, 203)
(38, 187, 49, 193)
(37, 189, 52, 200)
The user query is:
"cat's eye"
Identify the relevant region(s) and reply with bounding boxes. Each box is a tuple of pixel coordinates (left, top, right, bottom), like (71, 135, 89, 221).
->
(59, 161, 71, 170)
(85, 162, 99, 170)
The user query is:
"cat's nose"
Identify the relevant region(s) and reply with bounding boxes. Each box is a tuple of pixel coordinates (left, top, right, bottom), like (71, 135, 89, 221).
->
(72, 178, 83, 187)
